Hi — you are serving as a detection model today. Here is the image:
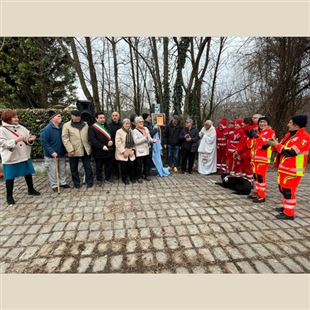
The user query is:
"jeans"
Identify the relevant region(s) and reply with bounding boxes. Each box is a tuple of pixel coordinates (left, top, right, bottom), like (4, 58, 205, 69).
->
(167, 144, 180, 167)
(44, 157, 67, 189)
(69, 155, 93, 186)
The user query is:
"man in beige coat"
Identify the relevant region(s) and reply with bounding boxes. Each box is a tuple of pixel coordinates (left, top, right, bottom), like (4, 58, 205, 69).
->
(62, 110, 93, 188)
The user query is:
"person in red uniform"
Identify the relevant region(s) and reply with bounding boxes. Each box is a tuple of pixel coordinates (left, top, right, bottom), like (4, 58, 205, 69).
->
(234, 117, 256, 184)
(252, 114, 262, 128)
(230, 118, 244, 177)
(251, 116, 276, 203)
(216, 118, 228, 173)
(267, 115, 310, 220)
(225, 120, 236, 174)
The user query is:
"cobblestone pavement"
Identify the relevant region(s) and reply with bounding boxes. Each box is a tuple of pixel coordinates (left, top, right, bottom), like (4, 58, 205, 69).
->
(0, 171, 309, 273)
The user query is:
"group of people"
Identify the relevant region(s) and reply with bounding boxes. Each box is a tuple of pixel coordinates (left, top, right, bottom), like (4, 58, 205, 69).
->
(0, 108, 309, 221)
(0, 109, 169, 205)
(214, 113, 310, 220)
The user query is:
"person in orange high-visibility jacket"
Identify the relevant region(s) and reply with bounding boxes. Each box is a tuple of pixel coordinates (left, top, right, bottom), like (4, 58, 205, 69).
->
(267, 115, 310, 220)
(216, 118, 228, 173)
(251, 116, 276, 203)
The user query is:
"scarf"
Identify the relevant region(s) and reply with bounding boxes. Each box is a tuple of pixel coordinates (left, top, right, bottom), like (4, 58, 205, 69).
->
(122, 127, 135, 148)
(92, 122, 111, 140)
(71, 120, 85, 130)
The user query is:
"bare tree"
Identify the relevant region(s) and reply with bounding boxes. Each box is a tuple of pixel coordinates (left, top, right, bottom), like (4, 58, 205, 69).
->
(247, 37, 310, 136)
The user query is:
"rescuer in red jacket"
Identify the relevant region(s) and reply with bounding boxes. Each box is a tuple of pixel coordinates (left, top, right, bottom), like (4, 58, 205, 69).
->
(234, 117, 256, 183)
(231, 118, 245, 177)
(251, 116, 276, 203)
(267, 115, 310, 220)
(226, 120, 237, 174)
(216, 118, 228, 173)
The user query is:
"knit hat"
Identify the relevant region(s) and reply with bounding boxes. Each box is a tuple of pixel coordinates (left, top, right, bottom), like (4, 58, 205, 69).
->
(292, 115, 308, 128)
(48, 110, 60, 120)
(234, 119, 243, 126)
(219, 118, 227, 126)
(71, 110, 81, 116)
(142, 113, 149, 120)
(258, 115, 271, 125)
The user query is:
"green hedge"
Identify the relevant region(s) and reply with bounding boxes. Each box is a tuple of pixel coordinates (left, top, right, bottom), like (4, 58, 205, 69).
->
(1, 109, 71, 159)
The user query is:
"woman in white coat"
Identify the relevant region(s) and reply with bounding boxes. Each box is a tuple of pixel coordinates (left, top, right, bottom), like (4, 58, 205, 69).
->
(115, 119, 136, 184)
(132, 116, 158, 183)
(0, 109, 40, 205)
(198, 120, 217, 175)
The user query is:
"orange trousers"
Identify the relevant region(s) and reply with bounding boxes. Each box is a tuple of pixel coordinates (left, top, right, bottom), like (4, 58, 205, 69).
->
(278, 172, 302, 217)
(252, 162, 268, 199)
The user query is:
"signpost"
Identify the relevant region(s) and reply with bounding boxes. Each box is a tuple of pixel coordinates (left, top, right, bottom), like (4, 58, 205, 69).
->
(154, 103, 160, 113)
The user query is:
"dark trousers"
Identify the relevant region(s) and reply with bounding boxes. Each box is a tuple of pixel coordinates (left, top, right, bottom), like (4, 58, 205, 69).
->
(69, 155, 93, 186)
(94, 156, 113, 181)
(181, 149, 195, 173)
(119, 160, 136, 182)
(136, 155, 150, 179)
(111, 157, 120, 179)
(6, 174, 34, 198)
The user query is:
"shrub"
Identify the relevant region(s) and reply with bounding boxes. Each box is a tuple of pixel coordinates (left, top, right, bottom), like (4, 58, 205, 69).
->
(1, 109, 71, 159)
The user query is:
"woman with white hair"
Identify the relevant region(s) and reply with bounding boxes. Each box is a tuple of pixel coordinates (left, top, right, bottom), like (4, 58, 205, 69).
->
(115, 118, 136, 184)
(198, 120, 217, 175)
(132, 116, 158, 183)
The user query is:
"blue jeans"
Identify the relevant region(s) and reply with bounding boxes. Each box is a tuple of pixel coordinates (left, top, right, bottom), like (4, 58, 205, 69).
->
(167, 145, 180, 167)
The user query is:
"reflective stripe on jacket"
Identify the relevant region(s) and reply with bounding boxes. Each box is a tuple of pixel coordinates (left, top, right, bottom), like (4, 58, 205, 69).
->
(275, 128, 310, 176)
(252, 127, 275, 163)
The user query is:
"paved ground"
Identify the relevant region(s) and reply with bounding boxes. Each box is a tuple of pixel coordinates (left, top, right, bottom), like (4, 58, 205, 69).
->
(0, 171, 309, 273)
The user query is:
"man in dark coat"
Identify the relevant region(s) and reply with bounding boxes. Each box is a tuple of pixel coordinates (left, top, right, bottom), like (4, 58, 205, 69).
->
(179, 119, 199, 174)
(107, 111, 122, 180)
(88, 112, 114, 184)
(142, 113, 157, 137)
(163, 115, 182, 172)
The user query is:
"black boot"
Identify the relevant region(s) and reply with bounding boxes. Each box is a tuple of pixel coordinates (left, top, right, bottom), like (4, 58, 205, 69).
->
(6, 179, 15, 205)
(275, 207, 284, 213)
(25, 174, 40, 196)
(275, 213, 294, 220)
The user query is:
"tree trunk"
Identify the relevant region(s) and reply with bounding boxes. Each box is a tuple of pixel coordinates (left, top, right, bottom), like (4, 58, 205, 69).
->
(172, 37, 191, 116)
(208, 37, 226, 119)
(163, 37, 170, 118)
(183, 37, 210, 120)
(68, 38, 94, 109)
(85, 37, 101, 112)
(110, 37, 121, 113)
(150, 37, 164, 111)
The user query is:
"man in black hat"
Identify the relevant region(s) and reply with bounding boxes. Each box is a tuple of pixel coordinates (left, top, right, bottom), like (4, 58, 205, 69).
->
(62, 110, 93, 188)
(267, 115, 310, 220)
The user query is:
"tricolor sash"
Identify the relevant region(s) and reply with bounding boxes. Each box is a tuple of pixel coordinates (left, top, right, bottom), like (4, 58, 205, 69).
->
(92, 123, 111, 140)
